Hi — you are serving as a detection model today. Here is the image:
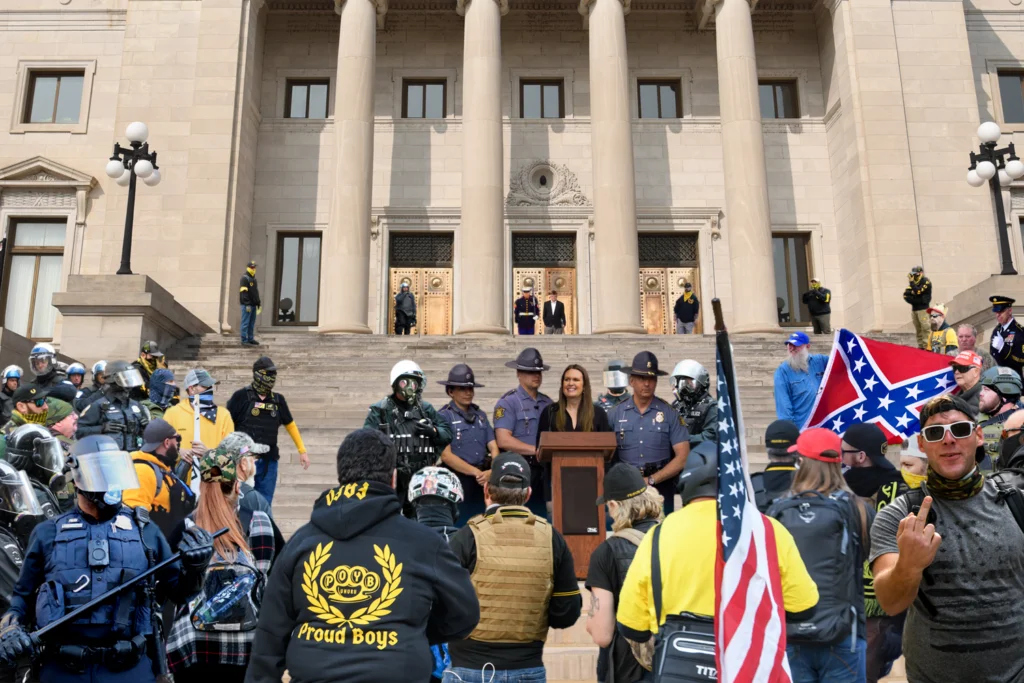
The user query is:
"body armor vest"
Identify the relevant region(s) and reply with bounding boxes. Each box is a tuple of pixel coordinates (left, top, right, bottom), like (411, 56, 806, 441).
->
(36, 506, 152, 641)
(675, 393, 715, 436)
(95, 397, 148, 451)
(467, 507, 553, 643)
(234, 387, 283, 449)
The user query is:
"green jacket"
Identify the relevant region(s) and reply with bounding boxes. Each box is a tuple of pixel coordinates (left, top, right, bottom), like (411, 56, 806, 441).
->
(363, 395, 452, 455)
(140, 399, 166, 421)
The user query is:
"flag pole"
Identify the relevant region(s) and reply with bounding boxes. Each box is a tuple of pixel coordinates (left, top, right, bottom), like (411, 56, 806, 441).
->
(712, 298, 738, 412)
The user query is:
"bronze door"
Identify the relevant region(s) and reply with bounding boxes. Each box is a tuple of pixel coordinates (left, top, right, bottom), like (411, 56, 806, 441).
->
(639, 267, 701, 335)
(388, 268, 453, 335)
(666, 267, 702, 334)
(512, 268, 577, 335)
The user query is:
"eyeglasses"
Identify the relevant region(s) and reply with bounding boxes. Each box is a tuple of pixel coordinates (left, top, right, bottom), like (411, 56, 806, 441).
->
(921, 421, 976, 442)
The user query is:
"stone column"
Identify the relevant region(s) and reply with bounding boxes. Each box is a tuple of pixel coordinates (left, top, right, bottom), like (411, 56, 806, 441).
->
(319, 0, 385, 334)
(582, 0, 645, 334)
(715, 0, 779, 333)
(455, 0, 509, 335)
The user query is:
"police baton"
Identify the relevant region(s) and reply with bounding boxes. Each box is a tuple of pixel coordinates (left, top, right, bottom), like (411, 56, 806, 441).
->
(31, 527, 229, 640)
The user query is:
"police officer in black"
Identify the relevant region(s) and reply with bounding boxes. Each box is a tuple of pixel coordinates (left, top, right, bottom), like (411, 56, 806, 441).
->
(0, 460, 41, 620)
(6, 424, 68, 518)
(76, 361, 150, 453)
(514, 287, 540, 335)
(364, 360, 452, 515)
(27, 344, 76, 405)
(596, 360, 630, 411)
(0, 435, 215, 682)
(669, 359, 718, 446)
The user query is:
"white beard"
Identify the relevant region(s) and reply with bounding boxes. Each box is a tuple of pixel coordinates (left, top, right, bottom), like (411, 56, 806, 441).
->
(785, 346, 810, 373)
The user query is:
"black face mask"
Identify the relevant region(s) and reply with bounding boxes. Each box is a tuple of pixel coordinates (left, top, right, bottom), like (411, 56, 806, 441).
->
(11, 513, 44, 548)
(1000, 433, 1024, 468)
(80, 489, 121, 518)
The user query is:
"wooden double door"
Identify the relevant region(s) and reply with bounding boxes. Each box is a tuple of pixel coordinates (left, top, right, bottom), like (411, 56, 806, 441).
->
(639, 267, 702, 335)
(388, 268, 453, 335)
(512, 268, 577, 335)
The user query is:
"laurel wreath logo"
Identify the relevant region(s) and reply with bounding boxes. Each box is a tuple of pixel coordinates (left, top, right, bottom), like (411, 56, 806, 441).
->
(302, 542, 403, 626)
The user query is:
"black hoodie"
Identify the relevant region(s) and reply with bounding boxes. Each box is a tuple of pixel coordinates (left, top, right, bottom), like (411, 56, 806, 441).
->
(245, 481, 480, 683)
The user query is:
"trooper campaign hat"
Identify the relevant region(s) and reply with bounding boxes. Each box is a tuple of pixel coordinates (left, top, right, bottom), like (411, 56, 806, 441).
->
(505, 347, 550, 372)
(627, 351, 668, 377)
(991, 295, 1016, 313)
(437, 363, 484, 388)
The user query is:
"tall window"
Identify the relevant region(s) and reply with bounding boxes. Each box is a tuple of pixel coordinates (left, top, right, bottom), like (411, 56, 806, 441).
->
(637, 80, 681, 119)
(24, 72, 84, 124)
(3, 220, 65, 340)
(274, 233, 321, 325)
(402, 80, 446, 119)
(772, 234, 812, 325)
(758, 80, 799, 119)
(520, 80, 564, 119)
(285, 80, 329, 119)
(999, 72, 1024, 124)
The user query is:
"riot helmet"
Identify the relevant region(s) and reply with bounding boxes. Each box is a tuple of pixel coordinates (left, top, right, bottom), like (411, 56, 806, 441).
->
(105, 360, 144, 390)
(390, 360, 425, 402)
(1, 366, 21, 394)
(603, 360, 629, 391)
(6, 424, 64, 486)
(28, 343, 56, 377)
(67, 435, 140, 513)
(67, 362, 86, 388)
(0, 460, 44, 547)
(91, 360, 108, 385)
(671, 359, 710, 403)
(677, 440, 718, 506)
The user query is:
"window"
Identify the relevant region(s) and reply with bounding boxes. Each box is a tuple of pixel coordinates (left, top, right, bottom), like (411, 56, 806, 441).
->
(758, 80, 799, 119)
(402, 80, 446, 119)
(23, 72, 84, 124)
(2, 220, 65, 340)
(999, 72, 1024, 124)
(638, 80, 681, 119)
(285, 80, 329, 119)
(520, 80, 564, 119)
(274, 233, 322, 325)
(772, 234, 812, 326)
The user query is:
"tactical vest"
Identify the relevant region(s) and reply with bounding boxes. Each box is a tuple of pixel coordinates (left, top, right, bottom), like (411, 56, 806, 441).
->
(96, 397, 148, 452)
(467, 507, 553, 643)
(234, 387, 283, 450)
(981, 411, 1012, 465)
(36, 507, 152, 641)
(676, 394, 715, 437)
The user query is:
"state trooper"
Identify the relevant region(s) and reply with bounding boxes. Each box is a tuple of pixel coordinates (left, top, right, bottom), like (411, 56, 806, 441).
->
(76, 361, 150, 453)
(0, 367, 21, 424)
(73, 361, 107, 413)
(0, 435, 215, 682)
(5, 424, 68, 518)
(595, 360, 631, 411)
(27, 344, 76, 404)
(670, 359, 719, 446)
(437, 364, 498, 524)
(364, 360, 452, 515)
(606, 352, 691, 514)
(494, 348, 552, 518)
(978, 366, 1023, 467)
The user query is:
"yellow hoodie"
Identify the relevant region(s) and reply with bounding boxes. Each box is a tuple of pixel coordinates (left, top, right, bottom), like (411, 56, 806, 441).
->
(162, 399, 235, 451)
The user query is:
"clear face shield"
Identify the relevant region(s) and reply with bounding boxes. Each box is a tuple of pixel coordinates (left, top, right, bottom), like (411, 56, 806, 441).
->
(33, 435, 66, 479)
(603, 370, 628, 391)
(0, 463, 43, 518)
(29, 355, 53, 376)
(69, 450, 140, 493)
(111, 367, 144, 390)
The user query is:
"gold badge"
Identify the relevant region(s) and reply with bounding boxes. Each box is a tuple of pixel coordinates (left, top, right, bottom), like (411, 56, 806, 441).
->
(251, 407, 260, 416)
(495, 407, 505, 419)
(655, 411, 664, 423)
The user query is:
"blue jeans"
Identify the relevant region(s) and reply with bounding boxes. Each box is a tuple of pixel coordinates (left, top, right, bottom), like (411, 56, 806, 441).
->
(240, 304, 256, 343)
(254, 457, 278, 505)
(442, 666, 546, 683)
(787, 634, 866, 683)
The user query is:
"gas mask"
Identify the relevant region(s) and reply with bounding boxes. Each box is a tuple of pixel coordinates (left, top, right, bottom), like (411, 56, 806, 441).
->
(252, 370, 276, 395)
(673, 377, 697, 402)
(394, 376, 420, 403)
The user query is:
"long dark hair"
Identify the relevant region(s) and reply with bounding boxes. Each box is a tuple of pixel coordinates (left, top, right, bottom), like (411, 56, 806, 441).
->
(554, 364, 595, 432)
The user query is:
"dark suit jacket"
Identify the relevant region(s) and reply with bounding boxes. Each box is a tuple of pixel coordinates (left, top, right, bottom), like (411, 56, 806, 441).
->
(543, 300, 566, 328)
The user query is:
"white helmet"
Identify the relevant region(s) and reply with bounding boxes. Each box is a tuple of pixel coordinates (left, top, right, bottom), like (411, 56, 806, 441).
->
(91, 360, 108, 376)
(1, 365, 22, 382)
(390, 360, 425, 387)
(671, 359, 710, 401)
(67, 363, 86, 377)
(408, 466, 464, 505)
(29, 343, 56, 376)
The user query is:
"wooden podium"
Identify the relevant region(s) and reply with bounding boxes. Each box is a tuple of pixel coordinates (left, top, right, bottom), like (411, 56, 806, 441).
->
(538, 432, 617, 579)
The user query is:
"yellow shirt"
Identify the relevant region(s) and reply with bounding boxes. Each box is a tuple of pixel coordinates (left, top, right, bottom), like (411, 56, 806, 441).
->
(162, 400, 235, 451)
(616, 499, 819, 637)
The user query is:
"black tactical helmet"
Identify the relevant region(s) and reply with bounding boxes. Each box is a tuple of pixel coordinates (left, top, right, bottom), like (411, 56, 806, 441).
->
(5, 424, 51, 471)
(105, 360, 144, 390)
(677, 440, 718, 506)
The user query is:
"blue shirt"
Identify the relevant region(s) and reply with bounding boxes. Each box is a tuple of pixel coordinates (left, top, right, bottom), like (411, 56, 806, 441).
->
(606, 396, 689, 467)
(773, 354, 829, 427)
(493, 385, 553, 446)
(438, 402, 495, 467)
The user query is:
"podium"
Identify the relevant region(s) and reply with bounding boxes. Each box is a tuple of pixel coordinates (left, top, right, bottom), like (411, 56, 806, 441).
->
(538, 432, 617, 579)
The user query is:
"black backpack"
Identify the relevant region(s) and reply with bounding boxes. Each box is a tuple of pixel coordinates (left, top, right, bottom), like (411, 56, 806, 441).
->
(751, 470, 792, 514)
(767, 490, 867, 646)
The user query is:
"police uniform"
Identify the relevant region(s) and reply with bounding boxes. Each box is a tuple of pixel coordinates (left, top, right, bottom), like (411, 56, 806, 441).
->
(513, 292, 540, 335)
(76, 390, 149, 453)
(673, 391, 718, 446)
(990, 296, 1024, 379)
(437, 401, 492, 524)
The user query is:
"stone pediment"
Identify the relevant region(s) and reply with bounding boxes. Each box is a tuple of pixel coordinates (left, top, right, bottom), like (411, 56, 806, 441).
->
(0, 156, 96, 190)
(507, 160, 591, 207)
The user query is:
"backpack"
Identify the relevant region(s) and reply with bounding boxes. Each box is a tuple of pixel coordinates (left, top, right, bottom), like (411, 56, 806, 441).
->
(183, 517, 266, 632)
(767, 490, 867, 647)
(751, 471, 792, 513)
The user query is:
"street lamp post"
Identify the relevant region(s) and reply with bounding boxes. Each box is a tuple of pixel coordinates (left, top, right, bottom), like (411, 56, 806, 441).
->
(105, 121, 161, 275)
(967, 121, 1023, 276)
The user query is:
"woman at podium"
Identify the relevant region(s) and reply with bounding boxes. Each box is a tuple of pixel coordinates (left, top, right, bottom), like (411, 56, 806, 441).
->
(537, 365, 613, 438)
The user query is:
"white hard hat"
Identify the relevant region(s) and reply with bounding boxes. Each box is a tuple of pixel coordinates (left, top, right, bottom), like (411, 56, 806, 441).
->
(390, 360, 425, 386)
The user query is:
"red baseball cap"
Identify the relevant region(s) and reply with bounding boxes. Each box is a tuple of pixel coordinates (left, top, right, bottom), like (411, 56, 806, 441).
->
(788, 428, 842, 463)
(950, 351, 982, 369)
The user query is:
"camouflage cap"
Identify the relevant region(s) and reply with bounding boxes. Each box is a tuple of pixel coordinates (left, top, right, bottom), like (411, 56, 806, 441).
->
(200, 447, 240, 484)
(216, 431, 270, 459)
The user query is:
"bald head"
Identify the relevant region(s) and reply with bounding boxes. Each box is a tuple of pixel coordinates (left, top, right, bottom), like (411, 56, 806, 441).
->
(1005, 410, 1024, 433)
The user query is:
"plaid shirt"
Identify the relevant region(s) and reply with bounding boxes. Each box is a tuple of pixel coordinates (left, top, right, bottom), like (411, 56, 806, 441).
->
(166, 510, 275, 671)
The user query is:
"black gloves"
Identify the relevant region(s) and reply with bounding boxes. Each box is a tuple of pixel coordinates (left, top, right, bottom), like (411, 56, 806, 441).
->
(0, 615, 38, 669)
(102, 422, 125, 434)
(178, 526, 214, 574)
(414, 419, 437, 437)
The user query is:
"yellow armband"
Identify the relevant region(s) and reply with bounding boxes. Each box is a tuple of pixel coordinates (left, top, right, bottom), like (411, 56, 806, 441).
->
(285, 421, 306, 452)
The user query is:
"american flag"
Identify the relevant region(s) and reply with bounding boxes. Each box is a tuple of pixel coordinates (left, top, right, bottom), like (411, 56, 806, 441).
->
(714, 338, 792, 683)
(803, 329, 957, 444)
